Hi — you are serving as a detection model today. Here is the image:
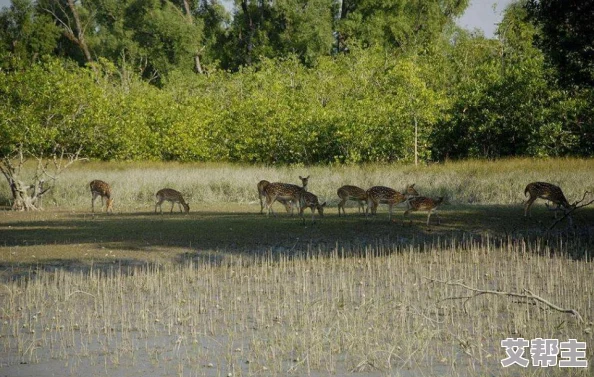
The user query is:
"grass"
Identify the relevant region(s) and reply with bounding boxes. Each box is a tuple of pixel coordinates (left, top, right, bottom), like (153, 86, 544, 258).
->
(2, 158, 594, 210)
(0, 159, 593, 376)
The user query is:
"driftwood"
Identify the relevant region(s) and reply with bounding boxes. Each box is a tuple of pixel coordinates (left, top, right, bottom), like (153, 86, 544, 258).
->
(425, 277, 583, 323)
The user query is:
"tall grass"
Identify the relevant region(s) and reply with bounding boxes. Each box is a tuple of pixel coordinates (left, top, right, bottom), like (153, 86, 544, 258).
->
(2, 158, 593, 210)
(1, 237, 591, 376)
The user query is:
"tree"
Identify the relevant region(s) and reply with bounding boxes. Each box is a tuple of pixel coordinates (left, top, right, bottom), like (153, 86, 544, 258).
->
(1, 145, 82, 211)
(525, 0, 594, 89)
(219, 0, 334, 69)
(125, 0, 205, 83)
(388, 57, 448, 164)
(39, 0, 95, 65)
(0, 0, 60, 68)
(336, 0, 469, 52)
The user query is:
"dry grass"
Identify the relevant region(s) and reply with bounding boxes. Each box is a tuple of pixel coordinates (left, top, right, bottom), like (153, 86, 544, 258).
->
(1, 158, 593, 211)
(0, 159, 593, 376)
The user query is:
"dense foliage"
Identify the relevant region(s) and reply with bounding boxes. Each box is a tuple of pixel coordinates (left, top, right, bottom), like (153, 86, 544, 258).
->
(0, 0, 592, 163)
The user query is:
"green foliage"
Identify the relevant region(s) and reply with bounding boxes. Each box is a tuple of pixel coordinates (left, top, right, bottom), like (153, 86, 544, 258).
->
(525, 0, 594, 89)
(337, 0, 469, 51)
(0, 0, 60, 69)
(0, 0, 592, 164)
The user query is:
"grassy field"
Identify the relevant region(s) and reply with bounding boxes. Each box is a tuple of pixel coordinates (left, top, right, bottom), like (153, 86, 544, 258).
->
(1, 159, 593, 376)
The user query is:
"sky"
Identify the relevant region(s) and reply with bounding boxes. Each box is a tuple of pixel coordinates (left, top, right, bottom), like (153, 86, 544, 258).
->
(456, 0, 514, 38)
(0, 0, 513, 39)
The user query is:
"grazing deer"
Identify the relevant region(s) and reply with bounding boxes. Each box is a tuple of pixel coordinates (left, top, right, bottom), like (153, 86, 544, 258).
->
(264, 175, 309, 217)
(366, 184, 418, 221)
(404, 196, 444, 226)
(90, 180, 114, 213)
(524, 182, 572, 219)
(155, 188, 190, 214)
(337, 185, 367, 216)
(257, 180, 293, 214)
(300, 191, 326, 223)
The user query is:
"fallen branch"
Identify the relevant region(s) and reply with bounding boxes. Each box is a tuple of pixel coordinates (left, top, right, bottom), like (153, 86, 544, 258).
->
(424, 277, 583, 323)
(548, 190, 593, 231)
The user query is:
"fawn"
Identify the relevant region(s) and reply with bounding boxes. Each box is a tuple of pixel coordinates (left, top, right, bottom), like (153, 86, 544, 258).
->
(90, 180, 114, 213)
(299, 191, 326, 223)
(404, 196, 444, 226)
(366, 184, 419, 221)
(155, 188, 190, 214)
(524, 182, 572, 219)
(264, 175, 309, 217)
(257, 180, 294, 214)
(337, 185, 367, 216)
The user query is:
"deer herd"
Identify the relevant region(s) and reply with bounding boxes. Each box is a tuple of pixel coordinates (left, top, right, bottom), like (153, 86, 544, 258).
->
(89, 176, 576, 226)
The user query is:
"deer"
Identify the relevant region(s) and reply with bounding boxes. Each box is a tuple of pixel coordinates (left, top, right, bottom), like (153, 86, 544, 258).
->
(155, 188, 190, 214)
(524, 182, 573, 219)
(366, 184, 419, 221)
(90, 180, 114, 213)
(299, 191, 326, 223)
(264, 175, 309, 217)
(404, 196, 444, 226)
(337, 185, 367, 216)
(257, 180, 294, 214)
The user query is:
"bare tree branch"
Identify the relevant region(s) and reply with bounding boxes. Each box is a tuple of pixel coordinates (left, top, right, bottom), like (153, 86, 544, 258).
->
(424, 277, 584, 323)
(548, 191, 593, 230)
(1, 145, 84, 211)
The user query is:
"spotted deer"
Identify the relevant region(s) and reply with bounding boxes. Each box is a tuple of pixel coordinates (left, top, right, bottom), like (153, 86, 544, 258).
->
(366, 184, 418, 221)
(257, 180, 293, 214)
(299, 191, 326, 223)
(337, 185, 367, 216)
(264, 175, 309, 217)
(404, 196, 444, 226)
(524, 182, 572, 219)
(155, 188, 190, 214)
(90, 180, 114, 213)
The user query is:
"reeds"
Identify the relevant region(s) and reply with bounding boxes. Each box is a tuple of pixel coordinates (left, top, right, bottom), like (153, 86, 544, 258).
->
(1, 237, 591, 376)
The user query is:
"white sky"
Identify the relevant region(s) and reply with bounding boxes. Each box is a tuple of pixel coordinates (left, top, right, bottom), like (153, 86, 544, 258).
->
(0, 0, 513, 39)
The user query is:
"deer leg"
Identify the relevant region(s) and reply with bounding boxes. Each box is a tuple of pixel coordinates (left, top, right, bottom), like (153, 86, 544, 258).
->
(388, 204, 394, 222)
(155, 199, 162, 214)
(426, 210, 432, 226)
(266, 195, 276, 217)
(524, 196, 536, 217)
(259, 193, 265, 214)
(338, 198, 346, 216)
(311, 207, 315, 223)
(91, 193, 97, 213)
(169, 202, 174, 213)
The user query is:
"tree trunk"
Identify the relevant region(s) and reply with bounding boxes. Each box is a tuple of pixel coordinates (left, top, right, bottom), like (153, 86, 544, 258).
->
(182, 0, 204, 74)
(241, 0, 254, 66)
(414, 114, 418, 166)
(66, 0, 93, 64)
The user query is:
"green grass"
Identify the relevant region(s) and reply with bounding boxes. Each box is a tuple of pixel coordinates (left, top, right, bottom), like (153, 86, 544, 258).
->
(1, 159, 593, 376)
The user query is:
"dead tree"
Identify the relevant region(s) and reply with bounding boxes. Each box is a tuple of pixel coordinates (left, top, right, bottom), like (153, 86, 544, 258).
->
(0, 145, 83, 211)
(43, 0, 94, 65)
